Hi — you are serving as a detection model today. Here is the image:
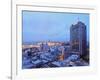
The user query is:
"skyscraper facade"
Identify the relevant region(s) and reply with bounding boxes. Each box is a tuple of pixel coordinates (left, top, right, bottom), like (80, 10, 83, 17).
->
(70, 21, 87, 56)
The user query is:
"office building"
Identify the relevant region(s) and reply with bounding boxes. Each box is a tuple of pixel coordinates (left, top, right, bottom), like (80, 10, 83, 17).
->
(70, 21, 87, 55)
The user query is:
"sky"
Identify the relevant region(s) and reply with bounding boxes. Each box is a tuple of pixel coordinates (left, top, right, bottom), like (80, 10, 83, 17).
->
(22, 11, 89, 43)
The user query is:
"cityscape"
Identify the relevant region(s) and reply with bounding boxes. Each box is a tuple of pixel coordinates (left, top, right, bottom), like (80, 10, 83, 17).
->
(22, 11, 89, 69)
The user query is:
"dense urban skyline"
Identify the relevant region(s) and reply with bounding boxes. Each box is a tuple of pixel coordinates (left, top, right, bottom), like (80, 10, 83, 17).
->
(22, 11, 89, 43)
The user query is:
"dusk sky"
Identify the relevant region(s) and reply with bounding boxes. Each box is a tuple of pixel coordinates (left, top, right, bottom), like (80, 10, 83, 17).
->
(22, 11, 89, 43)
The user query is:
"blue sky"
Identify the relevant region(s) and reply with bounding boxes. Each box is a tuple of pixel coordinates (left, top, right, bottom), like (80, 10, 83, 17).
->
(22, 11, 89, 43)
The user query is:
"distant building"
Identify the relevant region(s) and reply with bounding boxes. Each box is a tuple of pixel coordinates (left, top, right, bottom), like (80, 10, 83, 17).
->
(64, 45, 71, 58)
(70, 21, 87, 56)
(40, 42, 49, 52)
(59, 46, 65, 61)
(40, 43, 44, 51)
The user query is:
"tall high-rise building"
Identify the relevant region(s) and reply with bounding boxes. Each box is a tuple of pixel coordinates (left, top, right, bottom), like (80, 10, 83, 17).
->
(70, 21, 87, 55)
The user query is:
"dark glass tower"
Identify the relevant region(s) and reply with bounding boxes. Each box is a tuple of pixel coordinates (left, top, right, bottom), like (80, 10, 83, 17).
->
(70, 21, 87, 56)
